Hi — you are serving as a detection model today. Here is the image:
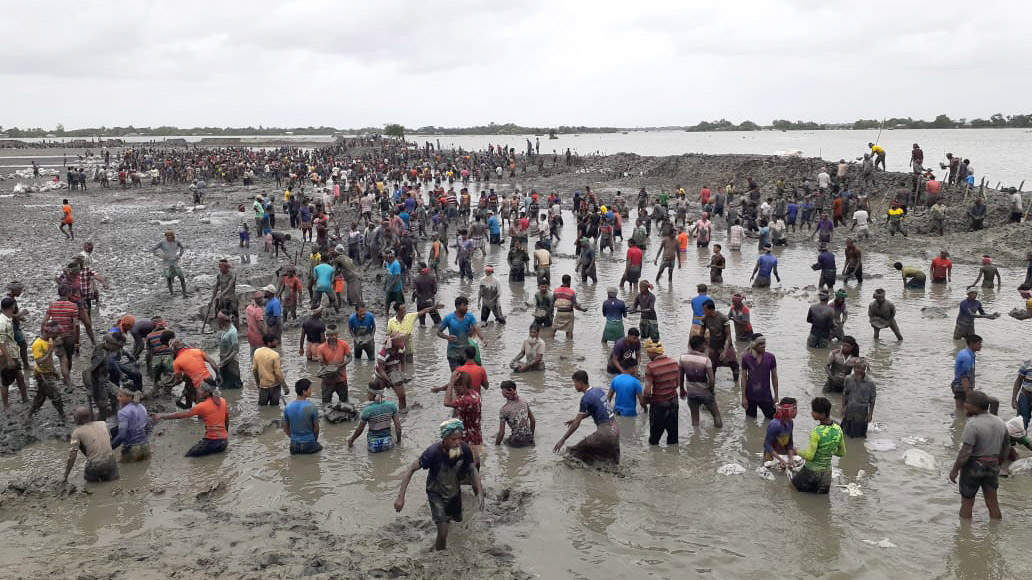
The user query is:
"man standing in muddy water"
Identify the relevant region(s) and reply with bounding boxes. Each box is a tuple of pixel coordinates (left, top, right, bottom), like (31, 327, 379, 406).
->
(211, 259, 238, 324)
(394, 418, 483, 551)
(151, 230, 188, 297)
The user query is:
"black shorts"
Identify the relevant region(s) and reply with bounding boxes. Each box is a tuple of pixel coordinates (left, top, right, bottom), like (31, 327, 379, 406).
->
(791, 466, 832, 494)
(427, 492, 463, 523)
(958, 460, 999, 499)
(1, 365, 20, 386)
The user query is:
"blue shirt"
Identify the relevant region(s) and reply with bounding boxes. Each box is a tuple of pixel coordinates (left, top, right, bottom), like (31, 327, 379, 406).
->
(313, 262, 335, 291)
(953, 348, 976, 387)
(487, 215, 501, 234)
(757, 227, 770, 247)
(399, 212, 410, 229)
(440, 312, 478, 354)
(579, 387, 614, 425)
(265, 297, 282, 319)
(957, 298, 984, 323)
(601, 298, 627, 322)
(111, 402, 149, 448)
(386, 260, 403, 292)
(817, 251, 835, 270)
(284, 400, 319, 443)
(349, 312, 376, 337)
(786, 203, 799, 220)
(756, 254, 778, 278)
(609, 374, 642, 416)
(690, 294, 710, 323)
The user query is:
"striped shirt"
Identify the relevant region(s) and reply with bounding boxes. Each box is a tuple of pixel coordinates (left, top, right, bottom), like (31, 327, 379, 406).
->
(146, 329, 171, 355)
(45, 300, 79, 336)
(553, 286, 577, 312)
(678, 351, 712, 392)
(645, 355, 680, 403)
(360, 400, 399, 442)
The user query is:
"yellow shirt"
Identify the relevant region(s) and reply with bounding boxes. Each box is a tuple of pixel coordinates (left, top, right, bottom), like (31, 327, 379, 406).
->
(284, 189, 291, 202)
(887, 208, 904, 219)
(252, 347, 285, 389)
(386, 312, 420, 351)
(871, 145, 885, 155)
(1026, 296, 1032, 313)
(32, 337, 57, 375)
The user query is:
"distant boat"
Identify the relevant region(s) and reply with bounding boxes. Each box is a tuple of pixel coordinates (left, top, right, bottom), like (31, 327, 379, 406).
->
(621, 131, 628, 135)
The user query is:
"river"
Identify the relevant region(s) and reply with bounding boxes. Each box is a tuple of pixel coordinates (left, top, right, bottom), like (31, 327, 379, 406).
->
(3, 128, 1032, 187)
(0, 193, 1029, 578)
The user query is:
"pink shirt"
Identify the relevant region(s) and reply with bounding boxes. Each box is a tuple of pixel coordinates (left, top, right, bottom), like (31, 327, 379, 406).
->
(246, 303, 265, 347)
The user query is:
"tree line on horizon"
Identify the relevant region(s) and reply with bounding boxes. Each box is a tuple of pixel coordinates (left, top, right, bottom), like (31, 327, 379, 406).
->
(2, 114, 1030, 139)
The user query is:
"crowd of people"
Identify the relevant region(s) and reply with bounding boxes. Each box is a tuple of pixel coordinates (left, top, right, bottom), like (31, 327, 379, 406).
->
(3, 137, 1031, 550)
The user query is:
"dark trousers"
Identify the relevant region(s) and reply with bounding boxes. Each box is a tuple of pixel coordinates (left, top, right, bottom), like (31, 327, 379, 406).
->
(745, 400, 775, 419)
(186, 438, 228, 457)
(648, 399, 679, 445)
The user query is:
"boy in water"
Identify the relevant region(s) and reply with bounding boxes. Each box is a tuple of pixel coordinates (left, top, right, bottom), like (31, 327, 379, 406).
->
(791, 397, 845, 493)
(763, 397, 797, 469)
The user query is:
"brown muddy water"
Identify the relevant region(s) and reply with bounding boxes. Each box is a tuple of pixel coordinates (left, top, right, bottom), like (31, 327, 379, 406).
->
(1, 187, 1030, 579)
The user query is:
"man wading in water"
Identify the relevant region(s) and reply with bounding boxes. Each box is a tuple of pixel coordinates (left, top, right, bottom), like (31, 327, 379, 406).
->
(395, 419, 483, 551)
(553, 370, 620, 463)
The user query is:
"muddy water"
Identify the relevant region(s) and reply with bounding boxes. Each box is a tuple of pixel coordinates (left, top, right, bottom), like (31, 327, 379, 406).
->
(1, 205, 1030, 578)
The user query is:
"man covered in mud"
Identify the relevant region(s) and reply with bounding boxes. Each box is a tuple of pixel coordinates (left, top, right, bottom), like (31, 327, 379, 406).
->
(553, 370, 620, 463)
(211, 259, 238, 323)
(63, 407, 118, 483)
(395, 418, 483, 551)
(806, 290, 835, 348)
(151, 230, 188, 297)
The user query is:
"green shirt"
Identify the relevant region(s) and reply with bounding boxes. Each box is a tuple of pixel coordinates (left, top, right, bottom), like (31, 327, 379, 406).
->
(798, 423, 846, 470)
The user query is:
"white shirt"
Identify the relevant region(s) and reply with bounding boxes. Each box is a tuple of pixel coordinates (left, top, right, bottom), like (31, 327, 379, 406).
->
(853, 210, 870, 227)
(817, 172, 831, 188)
(1012, 193, 1024, 212)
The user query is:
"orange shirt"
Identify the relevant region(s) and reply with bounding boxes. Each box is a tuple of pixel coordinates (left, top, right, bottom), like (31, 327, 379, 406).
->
(172, 348, 211, 387)
(677, 232, 689, 251)
(62, 204, 74, 224)
(455, 362, 488, 393)
(317, 339, 352, 379)
(186, 396, 229, 439)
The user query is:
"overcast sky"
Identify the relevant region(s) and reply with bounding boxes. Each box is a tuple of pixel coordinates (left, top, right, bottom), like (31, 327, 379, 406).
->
(2, 0, 1031, 130)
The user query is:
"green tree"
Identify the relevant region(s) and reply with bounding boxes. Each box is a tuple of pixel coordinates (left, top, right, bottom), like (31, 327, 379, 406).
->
(931, 114, 954, 128)
(384, 123, 406, 139)
(737, 120, 760, 131)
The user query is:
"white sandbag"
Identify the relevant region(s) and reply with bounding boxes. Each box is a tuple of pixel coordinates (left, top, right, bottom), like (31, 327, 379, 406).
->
(862, 538, 897, 548)
(1005, 416, 1027, 439)
(902, 448, 936, 471)
(1008, 458, 1032, 475)
(717, 463, 746, 476)
(864, 438, 896, 452)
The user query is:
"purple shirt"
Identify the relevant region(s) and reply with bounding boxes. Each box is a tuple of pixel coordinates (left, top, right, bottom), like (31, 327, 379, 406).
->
(817, 219, 834, 232)
(741, 351, 777, 403)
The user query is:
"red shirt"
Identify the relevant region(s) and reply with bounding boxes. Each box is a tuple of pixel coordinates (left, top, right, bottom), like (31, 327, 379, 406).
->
(930, 257, 952, 281)
(455, 362, 488, 393)
(645, 355, 680, 403)
(46, 300, 79, 336)
(626, 246, 644, 267)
